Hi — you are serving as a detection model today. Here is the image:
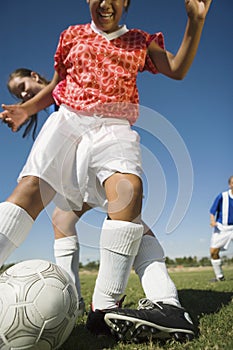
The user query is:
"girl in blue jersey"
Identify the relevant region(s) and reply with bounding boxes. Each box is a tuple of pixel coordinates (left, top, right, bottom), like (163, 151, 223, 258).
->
(209, 176, 233, 281)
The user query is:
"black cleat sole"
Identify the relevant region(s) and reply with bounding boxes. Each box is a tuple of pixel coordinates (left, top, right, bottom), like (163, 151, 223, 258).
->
(105, 314, 195, 343)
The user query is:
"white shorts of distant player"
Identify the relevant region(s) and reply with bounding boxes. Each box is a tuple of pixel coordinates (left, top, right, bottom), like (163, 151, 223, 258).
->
(18, 104, 142, 212)
(210, 223, 233, 251)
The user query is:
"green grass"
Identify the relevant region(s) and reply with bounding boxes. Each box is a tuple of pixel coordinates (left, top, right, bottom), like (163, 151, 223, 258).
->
(60, 267, 233, 350)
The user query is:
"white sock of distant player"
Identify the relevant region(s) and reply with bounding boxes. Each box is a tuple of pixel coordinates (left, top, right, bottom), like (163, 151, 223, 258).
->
(211, 258, 224, 279)
(0, 202, 34, 267)
(92, 218, 143, 310)
(133, 234, 181, 307)
(54, 235, 83, 300)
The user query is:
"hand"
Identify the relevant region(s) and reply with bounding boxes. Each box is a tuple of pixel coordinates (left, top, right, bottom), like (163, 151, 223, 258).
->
(0, 104, 29, 132)
(185, 0, 213, 20)
(210, 221, 217, 227)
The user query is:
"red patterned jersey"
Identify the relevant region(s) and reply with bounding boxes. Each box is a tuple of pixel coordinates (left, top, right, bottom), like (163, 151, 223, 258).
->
(53, 23, 164, 124)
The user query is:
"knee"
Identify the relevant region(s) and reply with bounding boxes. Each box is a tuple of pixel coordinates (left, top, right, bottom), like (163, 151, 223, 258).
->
(52, 208, 78, 229)
(52, 206, 91, 239)
(105, 174, 143, 221)
(8, 176, 40, 200)
(52, 209, 78, 239)
(6, 176, 54, 219)
(52, 207, 63, 228)
(210, 248, 220, 260)
(129, 175, 143, 197)
(117, 174, 143, 206)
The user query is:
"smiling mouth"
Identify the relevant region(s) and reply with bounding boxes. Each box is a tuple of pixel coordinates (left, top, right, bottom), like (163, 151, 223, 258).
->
(99, 12, 113, 20)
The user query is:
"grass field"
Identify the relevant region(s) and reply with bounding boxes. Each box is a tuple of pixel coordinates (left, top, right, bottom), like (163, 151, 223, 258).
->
(61, 266, 233, 350)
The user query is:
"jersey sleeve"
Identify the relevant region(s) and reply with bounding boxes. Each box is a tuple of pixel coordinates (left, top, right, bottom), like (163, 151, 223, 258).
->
(54, 27, 73, 79)
(210, 193, 222, 215)
(142, 32, 165, 74)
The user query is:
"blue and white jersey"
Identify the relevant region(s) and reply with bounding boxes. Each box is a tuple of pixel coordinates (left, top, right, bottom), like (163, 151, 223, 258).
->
(46, 104, 58, 115)
(33, 104, 58, 138)
(210, 190, 233, 225)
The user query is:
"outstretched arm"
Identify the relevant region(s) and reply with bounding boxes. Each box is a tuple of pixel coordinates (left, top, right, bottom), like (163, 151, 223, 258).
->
(0, 71, 60, 132)
(148, 0, 213, 80)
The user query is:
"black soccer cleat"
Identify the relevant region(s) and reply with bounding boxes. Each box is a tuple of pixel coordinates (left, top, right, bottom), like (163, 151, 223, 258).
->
(210, 276, 225, 283)
(86, 295, 126, 337)
(104, 298, 195, 343)
(86, 308, 112, 337)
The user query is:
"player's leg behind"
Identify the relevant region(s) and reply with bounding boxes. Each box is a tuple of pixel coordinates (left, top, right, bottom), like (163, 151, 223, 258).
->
(53, 205, 91, 315)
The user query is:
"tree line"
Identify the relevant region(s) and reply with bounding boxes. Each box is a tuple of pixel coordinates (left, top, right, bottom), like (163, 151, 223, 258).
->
(1, 255, 233, 274)
(79, 255, 233, 270)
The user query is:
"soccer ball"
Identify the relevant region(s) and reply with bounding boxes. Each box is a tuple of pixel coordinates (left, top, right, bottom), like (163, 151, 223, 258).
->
(0, 259, 79, 349)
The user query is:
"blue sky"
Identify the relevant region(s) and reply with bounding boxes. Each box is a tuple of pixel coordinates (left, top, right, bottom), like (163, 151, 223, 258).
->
(0, 0, 232, 265)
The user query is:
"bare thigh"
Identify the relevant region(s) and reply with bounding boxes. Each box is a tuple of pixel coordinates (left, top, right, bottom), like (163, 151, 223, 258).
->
(7, 176, 55, 220)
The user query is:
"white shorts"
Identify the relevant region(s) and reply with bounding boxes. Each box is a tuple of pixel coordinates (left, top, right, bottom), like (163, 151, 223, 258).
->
(18, 104, 142, 211)
(210, 223, 233, 250)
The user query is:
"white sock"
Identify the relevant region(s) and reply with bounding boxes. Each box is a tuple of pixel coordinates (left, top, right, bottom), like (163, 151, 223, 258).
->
(92, 219, 143, 310)
(54, 235, 82, 300)
(211, 258, 224, 279)
(133, 235, 181, 307)
(0, 202, 34, 267)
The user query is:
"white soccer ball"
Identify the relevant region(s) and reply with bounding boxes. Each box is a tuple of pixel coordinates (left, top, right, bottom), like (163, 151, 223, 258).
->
(0, 259, 79, 349)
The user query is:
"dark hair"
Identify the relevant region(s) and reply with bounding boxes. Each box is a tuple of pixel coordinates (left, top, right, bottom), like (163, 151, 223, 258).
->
(8, 68, 49, 88)
(7, 68, 50, 140)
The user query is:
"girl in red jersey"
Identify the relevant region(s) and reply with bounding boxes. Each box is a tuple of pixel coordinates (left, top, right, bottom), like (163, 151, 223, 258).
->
(0, 0, 212, 343)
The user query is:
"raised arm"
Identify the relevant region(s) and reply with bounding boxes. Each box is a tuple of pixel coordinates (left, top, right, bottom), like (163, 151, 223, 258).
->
(148, 0, 213, 80)
(0, 71, 61, 132)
